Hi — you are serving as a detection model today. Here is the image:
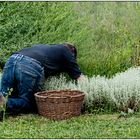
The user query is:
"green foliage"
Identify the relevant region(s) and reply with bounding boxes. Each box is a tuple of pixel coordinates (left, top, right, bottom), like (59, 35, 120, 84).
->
(1, 113, 140, 138)
(1, 3, 140, 137)
(0, 2, 140, 77)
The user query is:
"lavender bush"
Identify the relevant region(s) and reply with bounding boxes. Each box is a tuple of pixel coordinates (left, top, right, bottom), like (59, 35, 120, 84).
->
(45, 67, 140, 112)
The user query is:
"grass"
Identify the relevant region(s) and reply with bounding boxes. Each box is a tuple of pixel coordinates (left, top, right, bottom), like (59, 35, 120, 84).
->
(0, 113, 140, 138)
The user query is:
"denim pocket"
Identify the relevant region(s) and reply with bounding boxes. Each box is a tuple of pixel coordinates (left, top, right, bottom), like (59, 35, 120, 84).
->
(20, 69, 37, 92)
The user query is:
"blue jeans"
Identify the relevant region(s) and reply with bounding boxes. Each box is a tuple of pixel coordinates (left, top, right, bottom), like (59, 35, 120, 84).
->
(0, 54, 45, 114)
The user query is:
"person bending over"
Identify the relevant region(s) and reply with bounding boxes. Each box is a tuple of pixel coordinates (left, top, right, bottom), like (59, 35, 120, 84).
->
(0, 43, 85, 114)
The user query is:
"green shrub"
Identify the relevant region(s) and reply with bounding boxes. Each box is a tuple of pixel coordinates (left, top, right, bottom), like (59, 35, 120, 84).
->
(0, 2, 140, 77)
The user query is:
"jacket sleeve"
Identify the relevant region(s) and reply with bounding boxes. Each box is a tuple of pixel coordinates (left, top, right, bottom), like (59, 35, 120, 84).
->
(63, 47, 82, 79)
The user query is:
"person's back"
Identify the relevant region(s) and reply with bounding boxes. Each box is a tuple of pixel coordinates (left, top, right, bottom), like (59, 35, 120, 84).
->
(15, 44, 82, 79)
(15, 44, 64, 64)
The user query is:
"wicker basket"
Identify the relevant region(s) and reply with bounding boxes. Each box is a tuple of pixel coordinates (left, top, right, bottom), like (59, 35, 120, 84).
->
(34, 89, 85, 120)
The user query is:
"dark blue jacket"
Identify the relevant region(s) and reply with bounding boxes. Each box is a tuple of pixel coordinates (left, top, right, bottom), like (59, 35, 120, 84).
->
(15, 44, 82, 79)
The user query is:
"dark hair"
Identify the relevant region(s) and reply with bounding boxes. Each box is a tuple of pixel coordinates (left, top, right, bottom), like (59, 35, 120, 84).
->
(64, 43, 77, 59)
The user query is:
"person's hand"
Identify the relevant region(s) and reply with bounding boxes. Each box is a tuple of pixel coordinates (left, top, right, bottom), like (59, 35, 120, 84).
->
(77, 74, 87, 81)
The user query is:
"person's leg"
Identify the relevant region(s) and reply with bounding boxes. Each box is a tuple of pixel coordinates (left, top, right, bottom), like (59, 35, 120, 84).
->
(0, 56, 16, 97)
(0, 56, 17, 116)
(6, 54, 44, 114)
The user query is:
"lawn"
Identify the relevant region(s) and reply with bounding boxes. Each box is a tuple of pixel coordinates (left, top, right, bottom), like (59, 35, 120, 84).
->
(0, 113, 140, 138)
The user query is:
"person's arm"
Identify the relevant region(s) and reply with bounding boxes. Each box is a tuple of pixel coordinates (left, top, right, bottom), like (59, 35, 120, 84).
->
(63, 47, 83, 80)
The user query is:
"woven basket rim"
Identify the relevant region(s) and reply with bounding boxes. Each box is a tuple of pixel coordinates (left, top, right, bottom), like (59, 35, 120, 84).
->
(34, 89, 85, 99)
